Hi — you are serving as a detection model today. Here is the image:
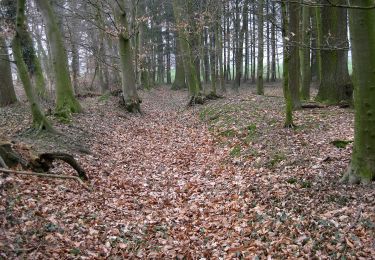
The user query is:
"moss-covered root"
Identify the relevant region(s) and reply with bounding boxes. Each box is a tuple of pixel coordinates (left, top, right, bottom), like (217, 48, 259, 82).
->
(205, 92, 224, 100)
(55, 98, 82, 121)
(121, 97, 142, 113)
(341, 164, 375, 185)
(188, 94, 206, 106)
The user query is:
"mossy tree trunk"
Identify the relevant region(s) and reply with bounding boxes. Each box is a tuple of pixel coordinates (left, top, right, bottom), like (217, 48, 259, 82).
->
(288, 1, 301, 109)
(316, 0, 352, 105)
(342, 1, 375, 184)
(13, 0, 53, 132)
(300, 6, 311, 100)
(172, 37, 187, 90)
(35, 0, 82, 119)
(114, 0, 141, 113)
(172, 0, 201, 103)
(0, 33, 17, 107)
(281, 1, 294, 127)
(256, 0, 264, 95)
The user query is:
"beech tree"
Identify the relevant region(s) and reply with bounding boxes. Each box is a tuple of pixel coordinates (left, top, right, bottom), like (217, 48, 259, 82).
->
(12, 0, 54, 131)
(343, 0, 375, 183)
(316, 0, 352, 105)
(35, 0, 82, 119)
(0, 33, 17, 107)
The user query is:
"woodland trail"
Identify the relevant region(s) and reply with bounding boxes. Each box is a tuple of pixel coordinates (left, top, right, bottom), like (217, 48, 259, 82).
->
(1, 87, 374, 258)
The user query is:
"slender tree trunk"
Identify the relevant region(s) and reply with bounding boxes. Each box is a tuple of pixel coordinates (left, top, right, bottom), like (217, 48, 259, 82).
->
(234, 0, 249, 89)
(13, 0, 53, 131)
(35, 0, 82, 118)
(288, 1, 301, 109)
(315, 7, 323, 84)
(256, 0, 264, 95)
(271, 2, 277, 81)
(281, 1, 294, 127)
(300, 6, 311, 100)
(0, 34, 17, 107)
(343, 0, 375, 183)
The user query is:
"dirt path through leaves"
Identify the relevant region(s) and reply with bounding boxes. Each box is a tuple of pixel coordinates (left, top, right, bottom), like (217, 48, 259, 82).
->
(1, 87, 374, 258)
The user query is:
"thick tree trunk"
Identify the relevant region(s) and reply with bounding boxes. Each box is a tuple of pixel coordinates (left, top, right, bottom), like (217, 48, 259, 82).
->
(300, 6, 311, 100)
(172, 37, 186, 90)
(316, 0, 352, 105)
(256, 0, 264, 95)
(343, 1, 375, 184)
(0, 34, 17, 107)
(35, 0, 82, 119)
(172, 0, 201, 102)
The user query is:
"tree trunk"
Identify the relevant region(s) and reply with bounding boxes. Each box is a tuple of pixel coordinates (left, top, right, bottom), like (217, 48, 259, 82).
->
(13, 0, 54, 132)
(115, 3, 141, 113)
(172, 37, 187, 90)
(281, 1, 294, 127)
(256, 0, 264, 95)
(316, 0, 352, 105)
(271, 2, 277, 81)
(343, 1, 375, 184)
(0, 34, 17, 107)
(172, 0, 201, 102)
(35, 0, 82, 119)
(288, 1, 301, 109)
(300, 6, 311, 100)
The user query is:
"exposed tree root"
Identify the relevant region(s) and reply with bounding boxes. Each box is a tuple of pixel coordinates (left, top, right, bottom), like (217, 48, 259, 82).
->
(120, 97, 143, 113)
(205, 92, 224, 100)
(284, 123, 297, 129)
(188, 94, 206, 106)
(0, 140, 89, 183)
(0, 168, 91, 191)
(301, 102, 328, 109)
(340, 164, 374, 184)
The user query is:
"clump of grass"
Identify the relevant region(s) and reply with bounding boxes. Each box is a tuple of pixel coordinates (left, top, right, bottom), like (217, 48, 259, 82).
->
(230, 145, 241, 157)
(330, 139, 352, 149)
(266, 151, 286, 168)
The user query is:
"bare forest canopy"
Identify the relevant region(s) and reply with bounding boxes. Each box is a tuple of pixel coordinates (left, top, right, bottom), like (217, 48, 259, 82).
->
(0, 0, 374, 258)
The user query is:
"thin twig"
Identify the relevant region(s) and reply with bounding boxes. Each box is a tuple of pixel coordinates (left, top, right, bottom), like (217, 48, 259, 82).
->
(0, 168, 91, 191)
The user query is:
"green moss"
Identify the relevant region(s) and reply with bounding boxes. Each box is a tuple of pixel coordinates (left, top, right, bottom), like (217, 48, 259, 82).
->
(331, 139, 352, 149)
(99, 92, 111, 102)
(300, 180, 312, 188)
(267, 151, 286, 168)
(220, 129, 237, 137)
(230, 145, 241, 157)
(286, 177, 297, 184)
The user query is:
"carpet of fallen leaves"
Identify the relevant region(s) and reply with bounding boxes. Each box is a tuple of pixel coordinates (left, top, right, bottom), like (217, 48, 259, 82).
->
(1, 86, 374, 259)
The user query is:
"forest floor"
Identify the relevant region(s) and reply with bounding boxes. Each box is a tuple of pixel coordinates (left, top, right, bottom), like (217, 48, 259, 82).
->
(0, 85, 374, 259)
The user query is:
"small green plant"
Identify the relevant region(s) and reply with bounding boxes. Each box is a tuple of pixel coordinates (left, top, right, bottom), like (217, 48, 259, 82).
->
(230, 145, 241, 157)
(300, 180, 312, 188)
(99, 92, 111, 102)
(330, 139, 352, 149)
(267, 151, 286, 168)
(70, 248, 81, 256)
(220, 129, 237, 137)
(286, 177, 297, 184)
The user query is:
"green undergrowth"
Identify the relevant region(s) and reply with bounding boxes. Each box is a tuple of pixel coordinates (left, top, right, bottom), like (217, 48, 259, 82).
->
(200, 102, 262, 158)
